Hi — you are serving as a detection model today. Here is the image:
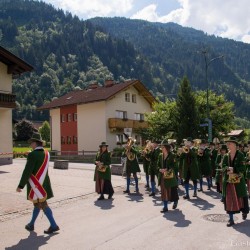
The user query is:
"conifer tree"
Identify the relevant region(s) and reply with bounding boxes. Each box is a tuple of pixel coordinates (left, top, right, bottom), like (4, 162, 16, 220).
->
(175, 76, 199, 143)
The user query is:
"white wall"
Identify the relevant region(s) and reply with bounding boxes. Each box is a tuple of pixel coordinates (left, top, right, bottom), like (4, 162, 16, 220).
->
(0, 62, 12, 92)
(105, 85, 152, 149)
(77, 101, 106, 151)
(50, 109, 61, 151)
(0, 108, 13, 164)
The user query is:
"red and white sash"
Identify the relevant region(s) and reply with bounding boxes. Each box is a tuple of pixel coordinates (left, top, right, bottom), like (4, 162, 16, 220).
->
(28, 149, 50, 203)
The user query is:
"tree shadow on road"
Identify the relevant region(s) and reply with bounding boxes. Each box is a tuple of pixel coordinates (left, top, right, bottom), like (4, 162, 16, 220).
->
(232, 219, 250, 237)
(163, 209, 192, 227)
(5, 231, 54, 250)
(94, 198, 115, 210)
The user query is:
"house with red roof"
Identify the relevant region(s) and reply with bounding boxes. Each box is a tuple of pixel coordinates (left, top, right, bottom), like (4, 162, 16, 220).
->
(0, 46, 33, 165)
(38, 79, 156, 152)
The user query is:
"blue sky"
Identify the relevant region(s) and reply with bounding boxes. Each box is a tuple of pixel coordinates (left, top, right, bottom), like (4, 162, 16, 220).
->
(42, 0, 250, 43)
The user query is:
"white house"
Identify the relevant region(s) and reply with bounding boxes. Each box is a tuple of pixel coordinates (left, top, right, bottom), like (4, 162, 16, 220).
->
(38, 80, 156, 152)
(0, 46, 33, 165)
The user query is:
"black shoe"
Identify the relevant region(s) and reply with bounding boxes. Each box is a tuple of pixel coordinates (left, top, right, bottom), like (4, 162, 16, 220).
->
(44, 226, 60, 234)
(25, 224, 34, 231)
(160, 207, 168, 213)
(183, 195, 190, 200)
(172, 203, 178, 209)
(97, 195, 105, 200)
(108, 194, 113, 199)
(198, 188, 203, 192)
(123, 190, 130, 194)
(242, 213, 247, 220)
(207, 186, 211, 190)
(227, 220, 235, 227)
(193, 192, 197, 197)
(144, 184, 149, 188)
(149, 192, 155, 197)
(135, 189, 139, 193)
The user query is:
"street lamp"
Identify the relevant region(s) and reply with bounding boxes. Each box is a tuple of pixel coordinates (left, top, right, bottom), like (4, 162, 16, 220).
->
(202, 50, 224, 142)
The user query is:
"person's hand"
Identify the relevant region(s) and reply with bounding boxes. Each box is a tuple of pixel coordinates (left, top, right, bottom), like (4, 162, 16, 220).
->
(16, 187, 22, 192)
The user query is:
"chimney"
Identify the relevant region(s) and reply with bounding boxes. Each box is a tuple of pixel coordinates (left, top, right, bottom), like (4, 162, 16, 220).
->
(104, 79, 115, 87)
(88, 82, 99, 90)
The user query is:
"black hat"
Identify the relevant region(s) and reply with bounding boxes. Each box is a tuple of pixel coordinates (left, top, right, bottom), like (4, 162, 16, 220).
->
(28, 132, 44, 143)
(220, 144, 228, 152)
(99, 142, 108, 147)
(225, 137, 238, 146)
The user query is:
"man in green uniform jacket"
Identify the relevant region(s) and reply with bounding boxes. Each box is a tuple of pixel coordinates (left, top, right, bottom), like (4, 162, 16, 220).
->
(16, 132, 59, 234)
(147, 140, 161, 196)
(123, 135, 141, 194)
(180, 137, 200, 199)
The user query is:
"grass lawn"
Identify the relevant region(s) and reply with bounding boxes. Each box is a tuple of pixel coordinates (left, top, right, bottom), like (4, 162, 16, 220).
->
(13, 147, 51, 153)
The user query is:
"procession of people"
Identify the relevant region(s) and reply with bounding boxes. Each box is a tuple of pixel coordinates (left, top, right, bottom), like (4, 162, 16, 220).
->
(110, 134, 250, 227)
(16, 132, 250, 235)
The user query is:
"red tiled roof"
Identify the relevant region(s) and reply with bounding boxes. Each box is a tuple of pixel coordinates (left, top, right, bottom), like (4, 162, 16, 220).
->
(38, 80, 156, 110)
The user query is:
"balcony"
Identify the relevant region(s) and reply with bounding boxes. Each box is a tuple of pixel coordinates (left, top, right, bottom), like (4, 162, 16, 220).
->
(0, 92, 16, 109)
(108, 118, 149, 130)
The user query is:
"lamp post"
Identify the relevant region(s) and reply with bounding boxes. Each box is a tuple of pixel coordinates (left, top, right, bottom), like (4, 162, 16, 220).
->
(202, 50, 224, 142)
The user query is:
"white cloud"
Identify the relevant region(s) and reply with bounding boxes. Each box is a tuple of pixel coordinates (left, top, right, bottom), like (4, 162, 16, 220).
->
(47, 0, 134, 18)
(131, 0, 250, 43)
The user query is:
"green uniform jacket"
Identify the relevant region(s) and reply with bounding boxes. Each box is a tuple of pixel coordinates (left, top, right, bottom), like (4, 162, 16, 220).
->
(180, 149, 200, 180)
(215, 153, 225, 183)
(246, 152, 250, 179)
(222, 150, 247, 198)
(157, 152, 178, 188)
(197, 148, 212, 177)
(211, 148, 218, 175)
(142, 156, 150, 175)
(94, 151, 112, 181)
(18, 149, 54, 201)
(123, 146, 141, 174)
(148, 147, 161, 175)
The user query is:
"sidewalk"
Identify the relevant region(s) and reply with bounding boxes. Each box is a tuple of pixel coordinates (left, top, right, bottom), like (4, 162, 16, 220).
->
(0, 159, 249, 250)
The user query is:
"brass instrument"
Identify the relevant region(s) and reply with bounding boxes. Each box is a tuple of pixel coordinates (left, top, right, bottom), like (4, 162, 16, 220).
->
(96, 162, 107, 172)
(183, 146, 190, 154)
(140, 140, 152, 161)
(163, 169, 174, 179)
(125, 137, 136, 161)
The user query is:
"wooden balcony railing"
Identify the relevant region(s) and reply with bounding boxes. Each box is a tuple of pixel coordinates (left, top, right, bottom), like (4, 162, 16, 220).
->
(0, 92, 16, 108)
(108, 118, 148, 130)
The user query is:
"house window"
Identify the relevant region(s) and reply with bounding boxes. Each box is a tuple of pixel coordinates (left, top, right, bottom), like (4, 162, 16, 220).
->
(73, 113, 77, 121)
(125, 93, 130, 102)
(61, 114, 65, 123)
(67, 136, 71, 144)
(116, 110, 127, 119)
(68, 113, 72, 122)
(135, 135, 141, 145)
(116, 134, 123, 144)
(132, 94, 136, 103)
(134, 113, 144, 121)
(61, 136, 65, 144)
(73, 136, 78, 144)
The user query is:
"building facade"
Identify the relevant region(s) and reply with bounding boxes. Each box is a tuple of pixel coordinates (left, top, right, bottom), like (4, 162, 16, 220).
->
(39, 80, 156, 152)
(0, 46, 33, 165)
